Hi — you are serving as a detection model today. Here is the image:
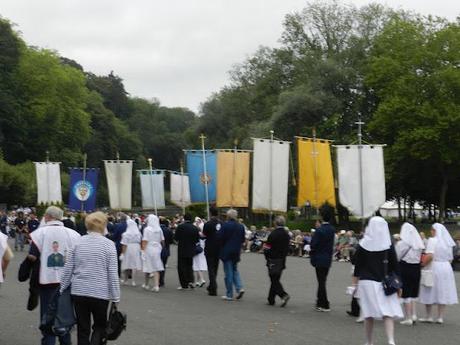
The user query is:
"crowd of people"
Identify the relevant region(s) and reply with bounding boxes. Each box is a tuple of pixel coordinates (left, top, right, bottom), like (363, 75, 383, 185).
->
(0, 205, 459, 345)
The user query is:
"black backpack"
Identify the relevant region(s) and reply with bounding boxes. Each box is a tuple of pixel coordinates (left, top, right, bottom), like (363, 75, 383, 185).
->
(106, 303, 127, 341)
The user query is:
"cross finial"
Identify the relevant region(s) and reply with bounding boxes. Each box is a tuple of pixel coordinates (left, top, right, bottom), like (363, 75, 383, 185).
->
(199, 133, 206, 140)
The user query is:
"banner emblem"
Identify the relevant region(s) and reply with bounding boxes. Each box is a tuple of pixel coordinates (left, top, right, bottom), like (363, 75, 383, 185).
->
(200, 173, 212, 185)
(73, 180, 94, 202)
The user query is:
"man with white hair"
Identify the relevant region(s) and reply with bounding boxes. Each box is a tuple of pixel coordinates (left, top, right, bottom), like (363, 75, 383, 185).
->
(28, 206, 81, 345)
(219, 209, 246, 301)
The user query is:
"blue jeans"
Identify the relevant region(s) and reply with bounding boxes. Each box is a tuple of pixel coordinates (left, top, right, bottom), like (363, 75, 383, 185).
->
(39, 286, 72, 345)
(222, 260, 243, 298)
(15, 232, 25, 250)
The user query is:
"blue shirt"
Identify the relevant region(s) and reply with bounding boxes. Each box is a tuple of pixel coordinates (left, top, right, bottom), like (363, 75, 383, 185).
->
(218, 220, 245, 262)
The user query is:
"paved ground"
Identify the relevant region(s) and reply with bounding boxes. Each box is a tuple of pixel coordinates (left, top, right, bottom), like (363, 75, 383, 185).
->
(1, 240, 459, 345)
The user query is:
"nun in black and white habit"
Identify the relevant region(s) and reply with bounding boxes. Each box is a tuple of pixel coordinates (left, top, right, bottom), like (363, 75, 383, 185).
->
(353, 216, 403, 345)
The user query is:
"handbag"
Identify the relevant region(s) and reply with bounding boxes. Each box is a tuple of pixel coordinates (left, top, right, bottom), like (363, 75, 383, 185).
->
(194, 243, 203, 255)
(106, 303, 127, 341)
(420, 269, 434, 287)
(382, 250, 402, 296)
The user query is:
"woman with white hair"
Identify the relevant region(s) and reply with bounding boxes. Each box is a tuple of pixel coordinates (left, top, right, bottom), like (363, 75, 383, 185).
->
(141, 214, 164, 292)
(419, 223, 458, 323)
(120, 219, 142, 286)
(353, 216, 403, 345)
(396, 223, 425, 325)
(193, 217, 207, 287)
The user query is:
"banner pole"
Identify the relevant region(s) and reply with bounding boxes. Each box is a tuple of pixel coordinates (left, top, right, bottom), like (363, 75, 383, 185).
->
(116, 152, 122, 212)
(356, 118, 365, 230)
(180, 160, 186, 215)
(45, 151, 50, 204)
(269, 130, 274, 228)
(81, 153, 87, 212)
(148, 158, 158, 215)
(200, 134, 210, 221)
(312, 128, 319, 216)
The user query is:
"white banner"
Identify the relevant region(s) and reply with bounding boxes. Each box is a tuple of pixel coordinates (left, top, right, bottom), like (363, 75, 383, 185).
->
(140, 171, 166, 210)
(252, 138, 290, 212)
(104, 160, 133, 210)
(170, 172, 191, 208)
(336, 145, 386, 218)
(35, 162, 62, 204)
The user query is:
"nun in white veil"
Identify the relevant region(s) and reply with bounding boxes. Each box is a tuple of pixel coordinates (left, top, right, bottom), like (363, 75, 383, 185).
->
(141, 214, 165, 292)
(396, 223, 425, 325)
(419, 223, 458, 323)
(353, 216, 403, 345)
(120, 219, 142, 286)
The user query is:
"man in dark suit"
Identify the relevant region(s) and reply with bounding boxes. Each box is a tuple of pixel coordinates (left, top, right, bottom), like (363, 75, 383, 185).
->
(310, 204, 335, 312)
(203, 207, 221, 296)
(219, 209, 245, 301)
(265, 216, 290, 307)
(174, 213, 200, 290)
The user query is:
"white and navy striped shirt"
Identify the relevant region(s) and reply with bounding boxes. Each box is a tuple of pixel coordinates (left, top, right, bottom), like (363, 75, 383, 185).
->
(60, 232, 120, 302)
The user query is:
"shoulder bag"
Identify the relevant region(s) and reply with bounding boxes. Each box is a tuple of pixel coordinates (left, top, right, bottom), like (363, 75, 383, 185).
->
(382, 250, 402, 296)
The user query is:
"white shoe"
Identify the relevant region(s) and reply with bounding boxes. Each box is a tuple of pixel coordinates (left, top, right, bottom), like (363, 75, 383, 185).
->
(419, 317, 434, 323)
(131, 281, 137, 287)
(221, 296, 233, 301)
(356, 318, 364, 323)
(412, 315, 417, 322)
(436, 318, 443, 324)
(400, 319, 413, 326)
(152, 286, 159, 293)
(120, 279, 126, 285)
(142, 284, 149, 290)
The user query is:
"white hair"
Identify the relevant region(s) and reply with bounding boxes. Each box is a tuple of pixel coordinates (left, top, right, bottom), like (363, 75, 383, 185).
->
(226, 209, 238, 220)
(274, 215, 286, 227)
(45, 206, 63, 220)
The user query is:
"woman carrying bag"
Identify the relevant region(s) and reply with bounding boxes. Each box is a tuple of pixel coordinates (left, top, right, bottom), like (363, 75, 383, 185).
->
(352, 216, 403, 345)
(395, 223, 425, 325)
(419, 223, 458, 324)
(60, 212, 120, 345)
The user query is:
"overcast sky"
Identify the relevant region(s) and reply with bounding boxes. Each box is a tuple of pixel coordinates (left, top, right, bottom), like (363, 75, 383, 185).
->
(2, 0, 458, 112)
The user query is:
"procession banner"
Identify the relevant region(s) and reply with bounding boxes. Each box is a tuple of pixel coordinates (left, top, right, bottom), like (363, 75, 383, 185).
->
(216, 150, 250, 207)
(252, 139, 290, 213)
(35, 162, 62, 204)
(170, 172, 191, 208)
(336, 145, 386, 218)
(104, 160, 133, 210)
(139, 170, 166, 209)
(297, 138, 336, 208)
(68, 168, 99, 212)
(186, 151, 217, 203)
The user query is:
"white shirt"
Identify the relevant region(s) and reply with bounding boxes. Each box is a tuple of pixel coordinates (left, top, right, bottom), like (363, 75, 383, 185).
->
(395, 240, 422, 264)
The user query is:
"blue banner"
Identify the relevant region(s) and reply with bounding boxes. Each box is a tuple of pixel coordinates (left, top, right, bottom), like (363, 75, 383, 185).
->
(68, 168, 99, 212)
(186, 151, 216, 203)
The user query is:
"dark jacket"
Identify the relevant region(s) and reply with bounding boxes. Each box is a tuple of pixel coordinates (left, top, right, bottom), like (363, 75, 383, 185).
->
(203, 217, 221, 257)
(219, 219, 245, 262)
(160, 225, 174, 258)
(353, 245, 400, 283)
(111, 221, 127, 254)
(174, 221, 200, 258)
(266, 227, 290, 259)
(310, 222, 335, 268)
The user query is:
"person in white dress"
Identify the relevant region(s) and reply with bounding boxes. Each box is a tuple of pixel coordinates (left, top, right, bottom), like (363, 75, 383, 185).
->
(419, 223, 458, 324)
(0, 231, 13, 287)
(395, 223, 425, 325)
(141, 214, 165, 292)
(352, 216, 403, 345)
(120, 219, 142, 286)
(193, 217, 207, 287)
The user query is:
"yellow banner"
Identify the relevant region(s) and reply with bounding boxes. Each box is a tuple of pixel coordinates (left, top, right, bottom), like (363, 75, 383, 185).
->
(217, 151, 250, 207)
(297, 138, 336, 208)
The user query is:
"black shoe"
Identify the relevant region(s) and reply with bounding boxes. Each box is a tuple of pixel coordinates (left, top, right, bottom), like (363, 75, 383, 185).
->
(266, 302, 275, 306)
(280, 295, 290, 308)
(208, 292, 217, 296)
(236, 290, 245, 300)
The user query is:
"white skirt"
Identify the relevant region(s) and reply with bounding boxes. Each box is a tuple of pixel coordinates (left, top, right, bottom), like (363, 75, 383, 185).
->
(142, 243, 164, 273)
(419, 261, 458, 305)
(193, 240, 208, 271)
(121, 243, 142, 271)
(357, 280, 403, 319)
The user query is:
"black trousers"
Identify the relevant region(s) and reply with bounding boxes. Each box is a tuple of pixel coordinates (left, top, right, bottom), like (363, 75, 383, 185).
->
(268, 271, 287, 303)
(205, 255, 219, 294)
(73, 296, 109, 345)
(315, 266, 330, 309)
(177, 257, 194, 288)
(159, 255, 169, 286)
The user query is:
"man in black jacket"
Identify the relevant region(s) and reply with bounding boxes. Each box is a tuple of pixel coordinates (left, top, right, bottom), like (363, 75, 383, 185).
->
(310, 204, 336, 312)
(203, 207, 221, 296)
(174, 213, 200, 289)
(265, 215, 290, 307)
